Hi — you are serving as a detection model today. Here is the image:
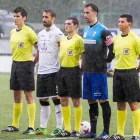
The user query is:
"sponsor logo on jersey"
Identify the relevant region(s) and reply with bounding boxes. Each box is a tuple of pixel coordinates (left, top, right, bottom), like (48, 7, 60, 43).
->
(123, 48, 130, 55)
(41, 41, 47, 51)
(18, 42, 24, 48)
(68, 49, 73, 56)
(84, 39, 96, 44)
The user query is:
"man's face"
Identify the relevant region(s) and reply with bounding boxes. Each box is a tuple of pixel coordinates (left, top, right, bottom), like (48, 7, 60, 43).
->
(84, 6, 97, 24)
(65, 19, 76, 33)
(118, 17, 131, 32)
(13, 12, 26, 25)
(42, 12, 55, 27)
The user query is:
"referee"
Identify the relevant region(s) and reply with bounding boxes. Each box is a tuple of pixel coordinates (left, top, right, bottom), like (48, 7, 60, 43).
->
(109, 14, 140, 140)
(55, 17, 85, 137)
(2, 7, 37, 134)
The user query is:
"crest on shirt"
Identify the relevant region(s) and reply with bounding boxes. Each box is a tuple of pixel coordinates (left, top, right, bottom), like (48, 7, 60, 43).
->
(18, 42, 24, 48)
(93, 31, 96, 36)
(123, 48, 130, 55)
(83, 32, 87, 38)
(68, 49, 73, 56)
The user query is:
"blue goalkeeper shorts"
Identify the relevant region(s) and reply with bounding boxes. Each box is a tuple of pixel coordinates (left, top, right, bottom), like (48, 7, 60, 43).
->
(82, 73, 108, 100)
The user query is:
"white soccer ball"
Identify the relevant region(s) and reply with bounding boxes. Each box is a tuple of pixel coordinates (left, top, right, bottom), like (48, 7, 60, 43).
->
(80, 121, 91, 135)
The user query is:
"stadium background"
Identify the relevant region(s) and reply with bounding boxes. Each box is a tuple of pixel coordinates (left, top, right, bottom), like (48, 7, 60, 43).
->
(0, 0, 139, 139)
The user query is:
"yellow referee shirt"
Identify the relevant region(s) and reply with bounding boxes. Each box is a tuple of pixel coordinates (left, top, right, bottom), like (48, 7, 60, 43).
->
(60, 34, 84, 67)
(10, 24, 37, 61)
(114, 31, 140, 69)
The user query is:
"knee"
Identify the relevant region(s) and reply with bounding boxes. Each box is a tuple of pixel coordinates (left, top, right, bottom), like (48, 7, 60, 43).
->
(53, 99, 61, 105)
(72, 98, 80, 107)
(129, 102, 139, 111)
(14, 90, 22, 103)
(24, 92, 34, 104)
(60, 97, 69, 107)
(88, 100, 98, 104)
(39, 100, 50, 106)
(117, 102, 126, 110)
(14, 94, 22, 103)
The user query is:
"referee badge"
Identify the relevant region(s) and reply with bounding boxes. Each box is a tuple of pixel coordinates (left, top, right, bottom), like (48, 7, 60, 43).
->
(68, 49, 73, 56)
(123, 48, 130, 55)
(18, 42, 24, 48)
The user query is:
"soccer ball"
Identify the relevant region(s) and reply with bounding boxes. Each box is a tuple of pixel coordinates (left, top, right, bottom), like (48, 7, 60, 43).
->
(80, 121, 91, 135)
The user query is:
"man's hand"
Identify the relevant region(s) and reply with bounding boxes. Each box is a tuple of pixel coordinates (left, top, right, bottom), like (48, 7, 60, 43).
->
(136, 66, 140, 72)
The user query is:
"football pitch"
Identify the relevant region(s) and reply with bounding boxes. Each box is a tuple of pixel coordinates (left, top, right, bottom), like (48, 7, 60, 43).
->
(0, 73, 133, 140)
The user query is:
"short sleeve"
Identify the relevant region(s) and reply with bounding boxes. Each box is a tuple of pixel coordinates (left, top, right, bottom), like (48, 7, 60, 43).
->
(134, 37, 140, 55)
(56, 30, 64, 42)
(29, 29, 38, 45)
(79, 37, 85, 53)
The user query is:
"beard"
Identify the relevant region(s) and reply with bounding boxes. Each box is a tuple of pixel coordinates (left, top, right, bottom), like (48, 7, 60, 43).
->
(43, 22, 51, 27)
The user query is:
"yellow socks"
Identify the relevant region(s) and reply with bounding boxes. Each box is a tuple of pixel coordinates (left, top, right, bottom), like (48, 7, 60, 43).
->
(117, 110, 127, 136)
(74, 106, 82, 132)
(132, 110, 140, 136)
(62, 106, 71, 132)
(12, 103, 22, 128)
(27, 103, 36, 128)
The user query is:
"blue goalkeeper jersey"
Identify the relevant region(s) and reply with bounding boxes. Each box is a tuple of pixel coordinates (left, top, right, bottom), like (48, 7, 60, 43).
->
(83, 22, 114, 73)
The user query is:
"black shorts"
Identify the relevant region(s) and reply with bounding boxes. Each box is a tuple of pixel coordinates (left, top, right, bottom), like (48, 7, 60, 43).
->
(37, 72, 58, 99)
(58, 67, 81, 98)
(113, 69, 140, 103)
(10, 61, 35, 91)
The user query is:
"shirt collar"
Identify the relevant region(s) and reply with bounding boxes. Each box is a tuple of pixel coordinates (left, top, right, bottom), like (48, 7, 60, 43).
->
(50, 24, 56, 30)
(16, 24, 26, 32)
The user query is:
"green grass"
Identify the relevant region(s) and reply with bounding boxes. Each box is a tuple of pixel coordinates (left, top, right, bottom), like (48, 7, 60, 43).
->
(0, 73, 133, 140)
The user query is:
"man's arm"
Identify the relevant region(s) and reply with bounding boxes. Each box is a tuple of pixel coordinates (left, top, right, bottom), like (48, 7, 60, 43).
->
(102, 30, 114, 63)
(33, 43, 39, 64)
(81, 52, 85, 72)
(106, 43, 114, 63)
(136, 57, 140, 72)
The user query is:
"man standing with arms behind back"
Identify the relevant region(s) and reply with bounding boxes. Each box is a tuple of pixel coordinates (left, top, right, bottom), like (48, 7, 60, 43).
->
(29, 9, 64, 136)
(55, 17, 85, 137)
(1, 6, 37, 134)
(109, 14, 140, 140)
(79, 3, 114, 140)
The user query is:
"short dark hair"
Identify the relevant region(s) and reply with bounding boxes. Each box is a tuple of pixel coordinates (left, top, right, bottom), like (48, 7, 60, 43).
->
(67, 17, 79, 27)
(14, 6, 27, 17)
(44, 9, 56, 17)
(120, 14, 133, 23)
(85, 3, 99, 13)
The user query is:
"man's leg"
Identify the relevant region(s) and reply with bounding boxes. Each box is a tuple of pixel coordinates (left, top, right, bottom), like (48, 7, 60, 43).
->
(129, 102, 140, 137)
(109, 102, 126, 140)
(29, 99, 50, 135)
(12, 90, 23, 128)
(53, 98, 63, 129)
(24, 91, 36, 130)
(100, 100, 111, 135)
(79, 100, 98, 138)
(39, 100, 50, 129)
(88, 100, 98, 135)
(72, 98, 82, 133)
(117, 102, 127, 136)
(29, 97, 50, 135)
(1, 90, 22, 132)
(60, 97, 71, 132)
